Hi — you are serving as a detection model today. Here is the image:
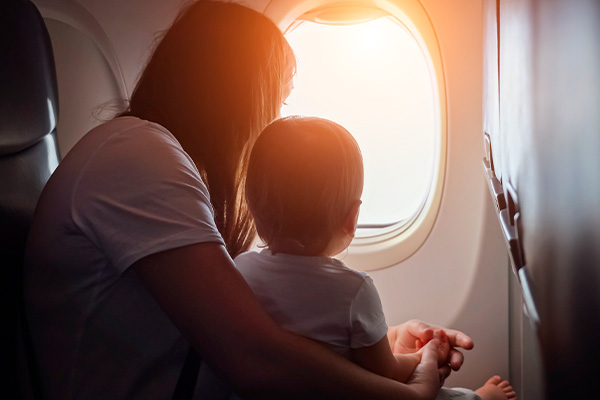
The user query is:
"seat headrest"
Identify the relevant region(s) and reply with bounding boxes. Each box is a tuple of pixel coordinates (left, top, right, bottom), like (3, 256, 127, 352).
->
(0, 0, 59, 156)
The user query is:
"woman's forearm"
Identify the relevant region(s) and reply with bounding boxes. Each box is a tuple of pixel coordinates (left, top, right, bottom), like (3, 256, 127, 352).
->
(134, 243, 436, 399)
(241, 330, 383, 399)
(240, 331, 437, 400)
(392, 353, 422, 383)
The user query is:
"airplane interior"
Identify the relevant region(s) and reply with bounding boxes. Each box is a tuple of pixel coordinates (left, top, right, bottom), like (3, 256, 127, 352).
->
(1, 0, 598, 399)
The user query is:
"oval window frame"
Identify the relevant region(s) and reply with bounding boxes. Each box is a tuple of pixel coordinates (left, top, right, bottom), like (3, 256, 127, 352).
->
(264, 0, 447, 270)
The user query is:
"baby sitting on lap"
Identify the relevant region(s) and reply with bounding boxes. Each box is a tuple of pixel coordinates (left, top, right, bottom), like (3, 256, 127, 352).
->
(235, 115, 516, 400)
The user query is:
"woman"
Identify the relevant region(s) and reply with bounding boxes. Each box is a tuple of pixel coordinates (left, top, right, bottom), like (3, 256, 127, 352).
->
(24, 1, 471, 399)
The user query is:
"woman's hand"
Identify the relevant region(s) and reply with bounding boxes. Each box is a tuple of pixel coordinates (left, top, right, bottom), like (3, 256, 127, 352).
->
(404, 339, 442, 400)
(387, 320, 474, 385)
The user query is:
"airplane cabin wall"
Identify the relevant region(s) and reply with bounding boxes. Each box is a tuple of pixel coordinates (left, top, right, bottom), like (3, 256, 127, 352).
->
(529, 3, 600, 395)
(32, 0, 516, 393)
(370, 0, 510, 390)
(41, 18, 120, 156)
(483, 1, 544, 398)
(32, 0, 191, 155)
(485, 0, 600, 398)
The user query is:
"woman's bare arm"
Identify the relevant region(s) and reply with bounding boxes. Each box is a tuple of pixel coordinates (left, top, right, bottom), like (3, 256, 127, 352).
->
(132, 242, 441, 400)
(351, 336, 422, 384)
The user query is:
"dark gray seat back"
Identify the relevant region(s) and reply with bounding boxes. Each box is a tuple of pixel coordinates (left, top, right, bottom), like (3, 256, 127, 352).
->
(0, 0, 61, 397)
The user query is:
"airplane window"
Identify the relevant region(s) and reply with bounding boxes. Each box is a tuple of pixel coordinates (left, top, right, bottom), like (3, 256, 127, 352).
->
(280, 16, 438, 238)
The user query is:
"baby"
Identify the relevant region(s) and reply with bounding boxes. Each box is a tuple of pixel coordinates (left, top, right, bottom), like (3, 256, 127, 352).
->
(236, 115, 516, 400)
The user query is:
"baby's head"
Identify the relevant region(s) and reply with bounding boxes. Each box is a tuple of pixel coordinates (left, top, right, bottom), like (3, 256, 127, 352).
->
(246, 116, 363, 256)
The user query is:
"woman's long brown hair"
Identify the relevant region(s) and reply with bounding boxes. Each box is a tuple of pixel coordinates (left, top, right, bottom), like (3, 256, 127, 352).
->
(120, 0, 295, 257)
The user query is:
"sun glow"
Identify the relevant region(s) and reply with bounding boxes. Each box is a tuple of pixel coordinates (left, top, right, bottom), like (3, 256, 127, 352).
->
(281, 17, 437, 228)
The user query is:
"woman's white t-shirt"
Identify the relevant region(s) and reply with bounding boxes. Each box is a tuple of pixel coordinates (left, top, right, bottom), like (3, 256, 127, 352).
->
(24, 117, 224, 399)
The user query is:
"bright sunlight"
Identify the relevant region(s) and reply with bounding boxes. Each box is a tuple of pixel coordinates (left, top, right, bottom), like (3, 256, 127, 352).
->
(281, 17, 437, 229)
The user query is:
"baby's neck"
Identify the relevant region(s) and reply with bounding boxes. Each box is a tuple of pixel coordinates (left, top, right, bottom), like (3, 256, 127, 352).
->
(269, 237, 333, 257)
(268, 243, 321, 257)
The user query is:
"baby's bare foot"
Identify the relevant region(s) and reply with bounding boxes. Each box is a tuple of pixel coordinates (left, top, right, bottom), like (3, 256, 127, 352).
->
(475, 375, 517, 400)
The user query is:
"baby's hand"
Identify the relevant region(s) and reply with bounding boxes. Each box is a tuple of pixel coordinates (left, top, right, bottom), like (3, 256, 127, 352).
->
(434, 330, 450, 367)
(416, 329, 450, 367)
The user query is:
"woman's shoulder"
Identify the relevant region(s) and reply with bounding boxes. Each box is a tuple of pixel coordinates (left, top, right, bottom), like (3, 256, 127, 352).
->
(96, 116, 180, 148)
(67, 116, 206, 206)
(66, 117, 178, 162)
(83, 117, 193, 172)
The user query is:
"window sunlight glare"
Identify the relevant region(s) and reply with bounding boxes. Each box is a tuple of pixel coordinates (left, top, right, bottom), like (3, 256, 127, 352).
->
(281, 17, 437, 228)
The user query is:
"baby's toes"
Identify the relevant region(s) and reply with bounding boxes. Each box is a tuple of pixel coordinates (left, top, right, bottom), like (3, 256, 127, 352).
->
(502, 383, 516, 399)
(486, 375, 502, 385)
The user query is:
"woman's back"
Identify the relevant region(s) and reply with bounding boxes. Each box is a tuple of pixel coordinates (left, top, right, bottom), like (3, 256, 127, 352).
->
(24, 117, 222, 399)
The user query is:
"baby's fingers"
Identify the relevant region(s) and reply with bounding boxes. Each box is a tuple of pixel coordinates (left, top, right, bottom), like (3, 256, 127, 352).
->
(448, 348, 465, 371)
(420, 339, 439, 367)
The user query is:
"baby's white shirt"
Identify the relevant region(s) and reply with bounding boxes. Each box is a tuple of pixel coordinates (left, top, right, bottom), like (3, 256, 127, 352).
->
(235, 249, 388, 357)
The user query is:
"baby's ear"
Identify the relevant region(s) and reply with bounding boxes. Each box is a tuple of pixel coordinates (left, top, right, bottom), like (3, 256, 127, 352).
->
(342, 200, 362, 237)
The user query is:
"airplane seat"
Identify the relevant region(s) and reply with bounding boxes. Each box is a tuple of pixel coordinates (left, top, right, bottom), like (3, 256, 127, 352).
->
(0, 0, 61, 397)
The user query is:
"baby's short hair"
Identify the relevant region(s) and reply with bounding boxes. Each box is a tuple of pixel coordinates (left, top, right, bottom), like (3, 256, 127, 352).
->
(246, 116, 364, 254)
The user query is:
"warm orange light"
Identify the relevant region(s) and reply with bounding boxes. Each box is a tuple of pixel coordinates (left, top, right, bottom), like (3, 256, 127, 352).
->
(281, 17, 436, 227)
